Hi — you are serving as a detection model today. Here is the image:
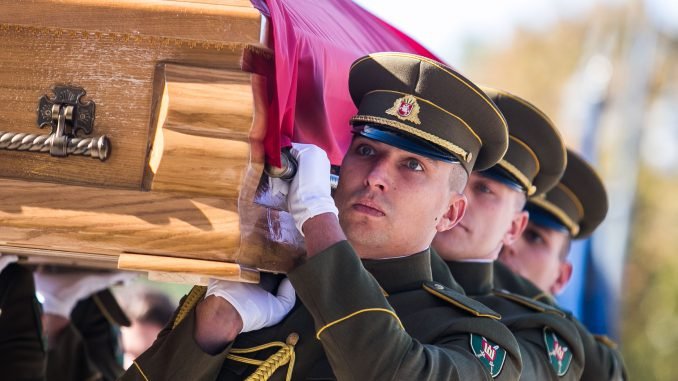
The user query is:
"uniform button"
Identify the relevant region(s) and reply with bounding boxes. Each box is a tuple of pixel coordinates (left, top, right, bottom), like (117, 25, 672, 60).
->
(286, 332, 299, 346)
(433, 283, 444, 290)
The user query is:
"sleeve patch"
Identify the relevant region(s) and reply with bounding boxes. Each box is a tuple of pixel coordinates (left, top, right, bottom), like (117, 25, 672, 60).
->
(423, 281, 501, 319)
(544, 327, 573, 376)
(470, 334, 506, 378)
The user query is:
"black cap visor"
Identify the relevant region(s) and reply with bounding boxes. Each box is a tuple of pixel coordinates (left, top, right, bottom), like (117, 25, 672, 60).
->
(353, 124, 460, 164)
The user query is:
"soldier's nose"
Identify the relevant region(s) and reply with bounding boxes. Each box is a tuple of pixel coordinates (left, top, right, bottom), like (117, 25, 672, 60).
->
(364, 163, 389, 192)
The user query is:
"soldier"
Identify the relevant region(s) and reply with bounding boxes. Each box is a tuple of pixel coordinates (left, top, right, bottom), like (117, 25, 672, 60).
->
(122, 52, 524, 380)
(497, 148, 628, 380)
(0, 256, 130, 381)
(36, 271, 133, 381)
(431, 88, 586, 380)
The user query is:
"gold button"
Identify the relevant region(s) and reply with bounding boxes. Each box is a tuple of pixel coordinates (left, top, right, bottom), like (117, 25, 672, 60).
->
(286, 332, 299, 346)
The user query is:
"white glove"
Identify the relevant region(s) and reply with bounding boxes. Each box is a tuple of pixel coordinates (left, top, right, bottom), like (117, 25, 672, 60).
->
(206, 278, 295, 333)
(34, 271, 136, 318)
(0, 254, 18, 273)
(286, 143, 338, 235)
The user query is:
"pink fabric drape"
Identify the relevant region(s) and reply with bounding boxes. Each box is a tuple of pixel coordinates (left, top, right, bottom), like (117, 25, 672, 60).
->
(261, 0, 440, 166)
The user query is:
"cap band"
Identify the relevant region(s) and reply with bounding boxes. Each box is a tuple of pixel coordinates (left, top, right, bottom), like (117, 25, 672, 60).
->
(479, 166, 527, 193)
(528, 196, 580, 236)
(525, 203, 570, 233)
(354, 125, 460, 164)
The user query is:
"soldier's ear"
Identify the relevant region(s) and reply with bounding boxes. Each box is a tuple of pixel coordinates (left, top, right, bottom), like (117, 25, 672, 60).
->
(502, 210, 529, 246)
(550, 261, 573, 295)
(436, 193, 467, 232)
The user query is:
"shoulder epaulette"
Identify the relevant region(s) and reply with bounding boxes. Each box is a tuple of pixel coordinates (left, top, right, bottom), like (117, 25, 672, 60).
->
(172, 285, 207, 329)
(493, 289, 565, 317)
(593, 334, 619, 349)
(532, 291, 557, 306)
(423, 281, 501, 320)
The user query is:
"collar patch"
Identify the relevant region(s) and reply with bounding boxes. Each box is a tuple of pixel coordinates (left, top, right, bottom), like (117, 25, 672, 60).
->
(470, 334, 506, 378)
(544, 327, 572, 376)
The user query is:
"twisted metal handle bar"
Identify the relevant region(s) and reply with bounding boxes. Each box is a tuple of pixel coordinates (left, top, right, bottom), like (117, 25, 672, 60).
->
(0, 131, 109, 161)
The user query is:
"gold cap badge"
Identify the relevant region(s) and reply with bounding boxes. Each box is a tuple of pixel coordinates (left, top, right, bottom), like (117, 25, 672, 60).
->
(386, 95, 421, 125)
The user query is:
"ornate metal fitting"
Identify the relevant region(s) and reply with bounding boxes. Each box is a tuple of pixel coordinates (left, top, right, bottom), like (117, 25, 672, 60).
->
(37, 86, 109, 160)
(0, 85, 109, 161)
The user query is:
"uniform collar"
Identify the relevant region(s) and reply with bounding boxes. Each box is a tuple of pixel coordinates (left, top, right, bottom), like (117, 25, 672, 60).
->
(446, 261, 494, 296)
(493, 261, 556, 304)
(362, 250, 432, 295)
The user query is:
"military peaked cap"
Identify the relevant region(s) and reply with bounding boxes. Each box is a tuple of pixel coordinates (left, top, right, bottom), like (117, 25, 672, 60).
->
(528, 149, 608, 238)
(480, 88, 566, 196)
(348, 52, 508, 173)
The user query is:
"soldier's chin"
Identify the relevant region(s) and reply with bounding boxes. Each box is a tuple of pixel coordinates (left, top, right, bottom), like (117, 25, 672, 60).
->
(343, 226, 386, 249)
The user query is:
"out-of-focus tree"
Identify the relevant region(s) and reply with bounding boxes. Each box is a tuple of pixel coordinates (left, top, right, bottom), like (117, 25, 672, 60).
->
(622, 168, 678, 381)
(458, 2, 678, 380)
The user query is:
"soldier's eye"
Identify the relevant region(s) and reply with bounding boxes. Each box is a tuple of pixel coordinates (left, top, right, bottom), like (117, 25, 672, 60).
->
(476, 183, 492, 194)
(405, 159, 424, 171)
(524, 230, 544, 245)
(356, 144, 375, 156)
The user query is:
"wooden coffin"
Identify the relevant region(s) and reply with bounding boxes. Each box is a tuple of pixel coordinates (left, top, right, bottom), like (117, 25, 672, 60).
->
(0, 0, 305, 282)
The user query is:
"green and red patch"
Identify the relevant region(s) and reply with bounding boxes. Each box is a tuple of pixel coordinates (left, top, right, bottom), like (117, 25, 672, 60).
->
(543, 327, 572, 376)
(470, 334, 506, 378)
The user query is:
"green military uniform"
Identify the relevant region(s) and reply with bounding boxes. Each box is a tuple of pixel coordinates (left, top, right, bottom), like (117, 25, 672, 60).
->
(122, 52, 525, 380)
(67, 289, 129, 381)
(0, 263, 46, 381)
(431, 254, 584, 380)
(126, 243, 522, 380)
(432, 88, 589, 380)
(496, 149, 628, 381)
(0, 264, 128, 381)
(493, 261, 627, 381)
(46, 288, 129, 381)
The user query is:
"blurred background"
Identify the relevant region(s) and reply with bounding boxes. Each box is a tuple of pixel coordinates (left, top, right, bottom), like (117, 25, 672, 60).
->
(352, 0, 677, 379)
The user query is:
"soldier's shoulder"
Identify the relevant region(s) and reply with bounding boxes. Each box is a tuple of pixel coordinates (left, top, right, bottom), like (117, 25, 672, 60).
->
(492, 288, 566, 317)
(423, 281, 501, 319)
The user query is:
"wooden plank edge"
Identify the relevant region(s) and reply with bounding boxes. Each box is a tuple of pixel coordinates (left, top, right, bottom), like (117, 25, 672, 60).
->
(117, 253, 259, 284)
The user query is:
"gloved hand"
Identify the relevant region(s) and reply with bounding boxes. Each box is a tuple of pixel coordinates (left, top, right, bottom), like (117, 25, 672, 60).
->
(267, 173, 291, 212)
(286, 143, 338, 235)
(206, 278, 295, 333)
(0, 254, 18, 274)
(34, 271, 136, 318)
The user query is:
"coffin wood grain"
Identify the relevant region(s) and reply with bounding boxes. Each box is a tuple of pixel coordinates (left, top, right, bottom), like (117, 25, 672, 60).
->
(146, 64, 255, 197)
(0, 3, 307, 277)
(0, 21, 261, 189)
(0, 178, 243, 260)
(0, 0, 261, 44)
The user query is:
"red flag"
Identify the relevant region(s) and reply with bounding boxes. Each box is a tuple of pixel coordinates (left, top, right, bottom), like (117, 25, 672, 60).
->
(260, 0, 440, 166)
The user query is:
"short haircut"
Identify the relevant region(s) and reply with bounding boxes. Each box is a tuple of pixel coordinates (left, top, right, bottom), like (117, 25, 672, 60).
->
(449, 164, 468, 193)
(559, 236, 572, 261)
(124, 289, 176, 327)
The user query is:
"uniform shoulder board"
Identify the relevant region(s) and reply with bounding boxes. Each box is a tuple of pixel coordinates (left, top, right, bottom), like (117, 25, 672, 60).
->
(593, 334, 619, 349)
(493, 289, 565, 317)
(423, 281, 501, 320)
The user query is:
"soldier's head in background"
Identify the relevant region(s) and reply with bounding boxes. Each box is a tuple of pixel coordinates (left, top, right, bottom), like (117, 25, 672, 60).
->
(432, 88, 566, 262)
(499, 149, 609, 295)
(118, 287, 176, 369)
(334, 52, 508, 259)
